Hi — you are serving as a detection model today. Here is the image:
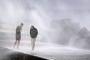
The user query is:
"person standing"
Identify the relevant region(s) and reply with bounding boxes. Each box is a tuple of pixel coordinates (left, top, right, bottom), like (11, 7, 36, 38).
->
(30, 26, 38, 50)
(14, 23, 24, 48)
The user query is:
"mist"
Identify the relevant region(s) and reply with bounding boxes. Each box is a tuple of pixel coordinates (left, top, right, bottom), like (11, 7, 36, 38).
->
(0, 0, 90, 50)
(50, 19, 90, 49)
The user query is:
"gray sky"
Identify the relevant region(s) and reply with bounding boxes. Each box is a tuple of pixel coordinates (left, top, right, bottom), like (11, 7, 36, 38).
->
(0, 0, 90, 29)
(0, 0, 90, 31)
(36, 0, 90, 29)
(0, 0, 90, 48)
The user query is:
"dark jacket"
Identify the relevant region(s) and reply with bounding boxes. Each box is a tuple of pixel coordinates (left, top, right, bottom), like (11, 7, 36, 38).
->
(16, 26, 21, 34)
(16, 26, 22, 40)
(30, 27, 38, 38)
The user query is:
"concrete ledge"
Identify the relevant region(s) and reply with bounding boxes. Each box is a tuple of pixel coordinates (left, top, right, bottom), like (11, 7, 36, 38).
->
(0, 47, 48, 60)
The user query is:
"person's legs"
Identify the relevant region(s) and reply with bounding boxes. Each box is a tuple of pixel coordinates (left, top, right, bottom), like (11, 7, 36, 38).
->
(17, 34, 21, 48)
(31, 38, 36, 50)
(33, 38, 36, 50)
(13, 40, 18, 48)
(17, 40, 20, 48)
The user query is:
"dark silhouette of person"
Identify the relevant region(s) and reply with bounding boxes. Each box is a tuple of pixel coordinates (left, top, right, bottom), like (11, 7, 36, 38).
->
(30, 26, 38, 50)
(14, 23, 24, 48)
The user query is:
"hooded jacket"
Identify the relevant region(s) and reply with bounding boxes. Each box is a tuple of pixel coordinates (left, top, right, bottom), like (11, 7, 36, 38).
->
(30, 27, 38, 38)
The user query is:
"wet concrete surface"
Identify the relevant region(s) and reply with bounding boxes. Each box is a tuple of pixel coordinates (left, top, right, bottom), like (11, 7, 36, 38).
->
(0, 47, 47, 60)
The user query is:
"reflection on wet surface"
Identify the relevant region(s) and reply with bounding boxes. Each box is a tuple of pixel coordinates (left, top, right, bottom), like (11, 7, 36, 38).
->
(8, 52, 47, 60)
(0, 47, 47, 60)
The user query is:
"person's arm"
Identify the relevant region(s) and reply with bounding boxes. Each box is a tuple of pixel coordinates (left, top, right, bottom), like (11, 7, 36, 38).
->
(19, 26, 22, 31)
(36, 29, 38, 35)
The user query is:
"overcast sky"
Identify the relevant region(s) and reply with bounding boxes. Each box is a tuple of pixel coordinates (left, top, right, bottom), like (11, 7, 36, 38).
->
(0, 0, 90, 30)
(0, 0, 90, 48)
